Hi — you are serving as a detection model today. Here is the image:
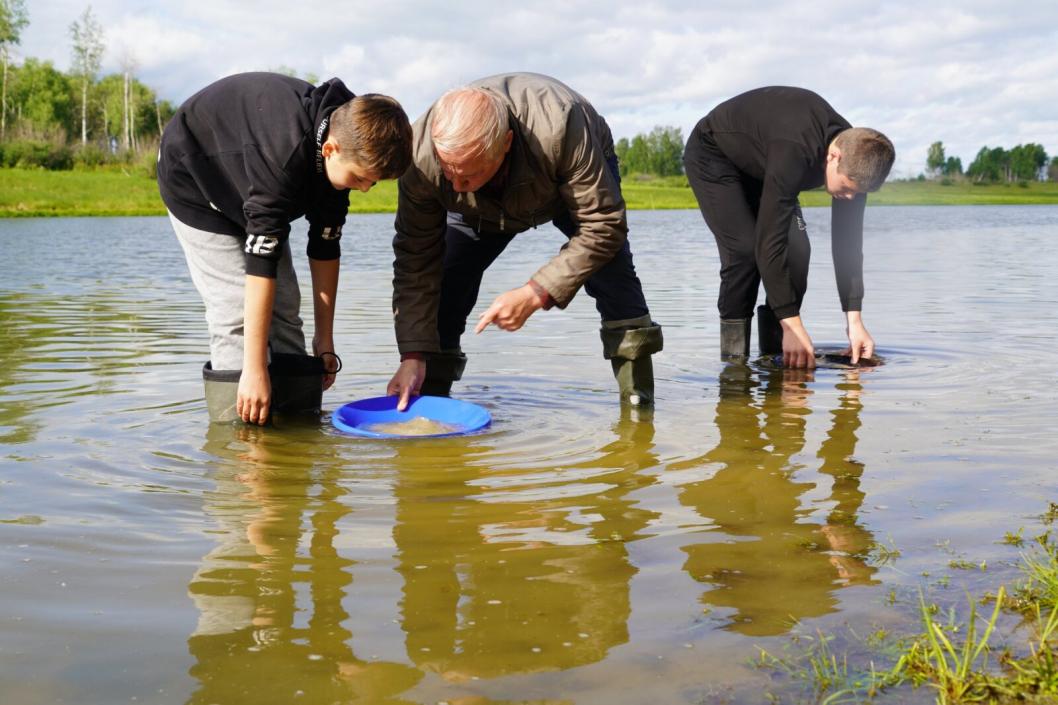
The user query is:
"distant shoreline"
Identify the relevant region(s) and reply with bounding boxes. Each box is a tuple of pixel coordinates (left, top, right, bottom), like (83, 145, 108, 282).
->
(1, 167, 1056, 218)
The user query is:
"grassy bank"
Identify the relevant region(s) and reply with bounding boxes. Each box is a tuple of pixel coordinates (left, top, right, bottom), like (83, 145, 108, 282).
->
(1, 168, 1056, 217)
(620, 174, 1058, 208)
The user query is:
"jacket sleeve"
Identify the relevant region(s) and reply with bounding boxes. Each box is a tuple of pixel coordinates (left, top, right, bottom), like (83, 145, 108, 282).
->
(304, 186, 349, 262)
(531, 108, 628, 308)
(831, 193, 866, 311)
(755, 141, 811, 319)
(392, 170, 446, 354)
(241, 145, 298, 278)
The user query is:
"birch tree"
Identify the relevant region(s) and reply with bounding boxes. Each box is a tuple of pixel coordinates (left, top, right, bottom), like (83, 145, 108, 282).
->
(0, 0, 28, 141)
(69, 5, 104, 145)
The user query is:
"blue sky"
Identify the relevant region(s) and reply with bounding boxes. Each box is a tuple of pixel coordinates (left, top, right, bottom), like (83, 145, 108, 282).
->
(19, 0, 1058, 178)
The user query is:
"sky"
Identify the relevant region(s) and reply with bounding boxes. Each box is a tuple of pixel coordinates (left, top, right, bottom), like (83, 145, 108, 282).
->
(17, 0, 1058, 178)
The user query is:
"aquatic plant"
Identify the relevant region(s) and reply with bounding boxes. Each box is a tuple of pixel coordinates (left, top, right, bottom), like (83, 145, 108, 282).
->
(891, 588, 1007, 703)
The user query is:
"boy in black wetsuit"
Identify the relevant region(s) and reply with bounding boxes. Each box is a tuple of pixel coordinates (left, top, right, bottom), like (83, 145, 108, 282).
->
(683, 87, 895, 368)
(158, 73, 412, 424)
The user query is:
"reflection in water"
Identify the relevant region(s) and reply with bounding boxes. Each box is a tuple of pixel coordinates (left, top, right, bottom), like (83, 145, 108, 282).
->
(187, 424, 421, 704)
(186, 411, 660, 701)
(675, 364, 877, 636)
(392, 409, 657, 683)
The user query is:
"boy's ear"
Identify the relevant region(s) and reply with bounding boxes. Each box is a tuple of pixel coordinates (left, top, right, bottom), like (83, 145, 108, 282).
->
(321, 137, 339, 158)
(827, 143, 842, 164)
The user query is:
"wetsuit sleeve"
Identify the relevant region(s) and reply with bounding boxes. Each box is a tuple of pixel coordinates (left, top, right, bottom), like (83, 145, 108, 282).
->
(831, 193, 866, 311)
(532, 107, 627, 308)
(755, 141, 811, 319)
(304, 187, 349, 262)
(392, 169, 445, 354)
(241, 145, 297, 279)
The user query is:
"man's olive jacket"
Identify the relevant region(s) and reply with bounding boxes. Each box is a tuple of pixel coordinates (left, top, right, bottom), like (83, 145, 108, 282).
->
(392, 72, 626, 354)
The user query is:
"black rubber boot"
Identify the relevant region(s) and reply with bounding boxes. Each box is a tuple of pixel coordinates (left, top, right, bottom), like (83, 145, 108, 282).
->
(720, 318, 751, 359)
(757, 305, 783, 356)
(268, 353, 326, 416)
(420, 349, 467, 397)
(600, 315, 664, 406)
(201, 353, 331, 423)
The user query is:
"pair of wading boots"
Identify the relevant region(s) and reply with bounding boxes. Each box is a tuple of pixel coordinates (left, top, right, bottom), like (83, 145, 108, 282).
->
(420, 315, 664, 406)
(202, 353, 337, 423)
(720, 305, 783, 359)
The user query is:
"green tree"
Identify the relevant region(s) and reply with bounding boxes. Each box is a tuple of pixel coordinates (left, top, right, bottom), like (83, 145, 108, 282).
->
(645, 125, 684, 176)
(615, 126, 684, 176)
(943, 156, 962, 177)
(0, 0, 28, 141)
(1049, 157, 1058, 183)
(96, 70, 166, 152)
(967, 146, 1007, 183)
(1009, 143, 1048, 181)
(6, 58, 74, 139)
(69, 5, 104, 145)
(926, 141, 945, 178)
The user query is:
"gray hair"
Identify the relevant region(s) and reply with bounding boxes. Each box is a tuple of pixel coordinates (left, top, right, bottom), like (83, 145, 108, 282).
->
(431, 87, 508, 161)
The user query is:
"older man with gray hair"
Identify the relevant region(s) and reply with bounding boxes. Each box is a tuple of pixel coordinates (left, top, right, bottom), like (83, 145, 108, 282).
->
(387, 72, 662, 409)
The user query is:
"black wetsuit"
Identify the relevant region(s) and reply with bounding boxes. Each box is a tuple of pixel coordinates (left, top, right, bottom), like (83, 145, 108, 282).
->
(683, 86, 865, 321)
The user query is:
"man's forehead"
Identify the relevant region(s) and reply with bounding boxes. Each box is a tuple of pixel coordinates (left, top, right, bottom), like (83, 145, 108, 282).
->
(435, 147, 489, 171)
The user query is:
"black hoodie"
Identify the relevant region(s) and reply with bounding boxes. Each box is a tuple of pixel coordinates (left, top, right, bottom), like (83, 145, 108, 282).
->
(691, 86, 865, 318)
(158, 72, 354, 278)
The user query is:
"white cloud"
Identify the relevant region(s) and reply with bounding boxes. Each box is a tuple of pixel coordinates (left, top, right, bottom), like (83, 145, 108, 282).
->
(18, 0, 1058, 176)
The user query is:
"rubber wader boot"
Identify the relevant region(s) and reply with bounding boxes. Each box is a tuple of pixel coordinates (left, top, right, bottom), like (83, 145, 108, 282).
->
(757, 305, 783, 356)
(201, 353, 333, 423)
(419, 349, 467, 397)
(202, 362, 240, 423)
(720, 318, 751, 359)
(267, 353, 327, 417)
(600, 315, 664, 406)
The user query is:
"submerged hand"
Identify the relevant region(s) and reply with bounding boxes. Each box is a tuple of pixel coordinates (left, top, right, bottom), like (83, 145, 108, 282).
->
(780, 316, 816, 369)
(387, 359, 426, 411)
(237, 366, 271, 425)
(844, 314, 875, 365)
(474, 284, 544, 334)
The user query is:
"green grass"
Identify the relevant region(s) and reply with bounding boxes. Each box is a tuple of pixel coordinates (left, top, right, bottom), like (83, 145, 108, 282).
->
(0, 167, 397, 217)
(757, 532, 1058, 704)
(620, 174, 1058, 209)
(1, 167, 1056, 218)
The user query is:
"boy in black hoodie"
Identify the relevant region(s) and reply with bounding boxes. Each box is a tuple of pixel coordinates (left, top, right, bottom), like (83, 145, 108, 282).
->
(158, 72, 412, 424)
(683, 87, 894, 368)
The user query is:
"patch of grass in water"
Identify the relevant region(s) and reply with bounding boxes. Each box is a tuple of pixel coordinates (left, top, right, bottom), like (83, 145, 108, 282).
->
(755, 510, 1058, 704)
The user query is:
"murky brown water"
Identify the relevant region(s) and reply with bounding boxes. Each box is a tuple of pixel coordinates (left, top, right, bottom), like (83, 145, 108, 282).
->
(2, 207, 1057, 704)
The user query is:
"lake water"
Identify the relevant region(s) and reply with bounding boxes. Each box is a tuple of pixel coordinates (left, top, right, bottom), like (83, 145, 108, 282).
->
(1, 206, 1057, 704)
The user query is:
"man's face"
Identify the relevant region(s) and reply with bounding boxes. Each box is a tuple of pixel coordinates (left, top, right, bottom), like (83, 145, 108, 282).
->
(435, 130, 513, 193)
(825, 147, 863, 200)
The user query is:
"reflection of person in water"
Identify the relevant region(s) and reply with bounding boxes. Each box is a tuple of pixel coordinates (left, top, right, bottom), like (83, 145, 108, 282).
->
(674, 365, 877, 637)
(392, 408, 658, 683)
(186, 425, 421, 704)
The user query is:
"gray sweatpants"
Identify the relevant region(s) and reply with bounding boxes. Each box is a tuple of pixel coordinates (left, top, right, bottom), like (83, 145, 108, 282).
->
(169, 213, 306, 371)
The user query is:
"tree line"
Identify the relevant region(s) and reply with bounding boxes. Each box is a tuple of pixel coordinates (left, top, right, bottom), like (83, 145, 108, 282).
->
(0, 1, 173, 170)
(616, 131, 1058, 184)
(927, 141, 1057, 183)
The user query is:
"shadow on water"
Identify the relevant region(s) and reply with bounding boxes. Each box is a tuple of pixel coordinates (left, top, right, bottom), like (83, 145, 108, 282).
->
(672, 363, 878, 637)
